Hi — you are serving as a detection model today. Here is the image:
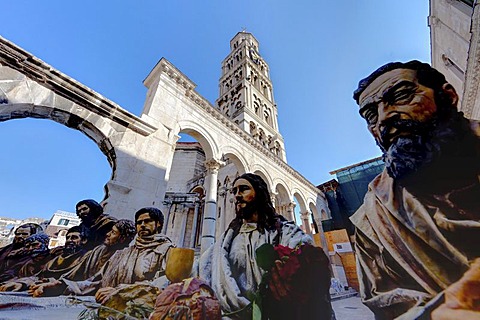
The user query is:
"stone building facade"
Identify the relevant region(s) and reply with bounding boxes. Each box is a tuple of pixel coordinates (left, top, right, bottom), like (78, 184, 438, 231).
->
(0, 32, 330, 253)
(429, 0, 480, 119)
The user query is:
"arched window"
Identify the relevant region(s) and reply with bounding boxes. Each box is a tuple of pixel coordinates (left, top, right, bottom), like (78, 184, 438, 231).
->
(321, 209, 328, 220)
(254, 102, 260, 115)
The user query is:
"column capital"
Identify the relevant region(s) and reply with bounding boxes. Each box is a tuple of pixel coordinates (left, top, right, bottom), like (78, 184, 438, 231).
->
(204, 158, 224, 174)
(300, 211, 311, 219)
(287, 202, 296, 210)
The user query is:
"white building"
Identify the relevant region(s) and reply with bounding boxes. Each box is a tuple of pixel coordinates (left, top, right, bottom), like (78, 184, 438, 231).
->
(45, 210, 80, 248)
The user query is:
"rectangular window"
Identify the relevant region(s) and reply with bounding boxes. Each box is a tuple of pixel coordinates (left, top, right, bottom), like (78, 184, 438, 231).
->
(58, 218, 70, 226)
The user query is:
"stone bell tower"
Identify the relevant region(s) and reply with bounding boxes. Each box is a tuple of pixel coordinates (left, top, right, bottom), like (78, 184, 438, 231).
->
(216, 31, 287, 161)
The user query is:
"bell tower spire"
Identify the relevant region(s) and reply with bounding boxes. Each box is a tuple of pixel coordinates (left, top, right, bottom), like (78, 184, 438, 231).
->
(216, 31, 286, 161)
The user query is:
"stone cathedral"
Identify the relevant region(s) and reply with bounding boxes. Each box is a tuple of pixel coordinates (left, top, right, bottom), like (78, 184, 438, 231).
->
(0, 31, 330, 253)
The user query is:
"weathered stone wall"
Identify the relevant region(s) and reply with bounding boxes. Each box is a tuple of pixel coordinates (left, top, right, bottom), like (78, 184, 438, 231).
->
(166, 143, 205, 193)
(430, 0, 480, 120)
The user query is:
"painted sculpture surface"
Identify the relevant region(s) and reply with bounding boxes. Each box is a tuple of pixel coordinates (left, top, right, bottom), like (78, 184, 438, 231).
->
(351, 60, 480, 319)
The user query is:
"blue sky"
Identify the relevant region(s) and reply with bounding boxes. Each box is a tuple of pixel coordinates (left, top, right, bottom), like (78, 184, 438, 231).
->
(0, 1, 430, 220)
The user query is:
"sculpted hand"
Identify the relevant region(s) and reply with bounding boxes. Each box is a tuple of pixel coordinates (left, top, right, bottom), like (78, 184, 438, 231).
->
(29, 284, 44, 297)
(95, 287, 116, 304)
(269, 260, 292, 301)
(0, 282, 24, 292)
(432, 258, 480, 320)
(28, 280, 61, 297)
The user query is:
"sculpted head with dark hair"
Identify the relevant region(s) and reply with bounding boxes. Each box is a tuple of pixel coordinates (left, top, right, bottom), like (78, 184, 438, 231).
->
(24, 233, 50, 255)
(76, 199, 104, 226)
(63, 225, 89, 256)
(103, 219, 136, 250)
(0, 223, 44, 271)
(109, 219, 136, 246)
(0, 230, 49, 283)
(76, 199, 117, 249)
(354, 60, 480, 195)
(134, 207, 164, 240)
(228, 173, 283, 236)
(12, 223, 43, 246)
(351, 60, 480, 319)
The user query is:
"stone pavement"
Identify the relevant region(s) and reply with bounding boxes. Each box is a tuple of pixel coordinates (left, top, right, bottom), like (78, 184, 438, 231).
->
(332, 295, 375, 320)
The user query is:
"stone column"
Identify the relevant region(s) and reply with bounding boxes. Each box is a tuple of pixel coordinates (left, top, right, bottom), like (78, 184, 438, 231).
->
(178, 208, 189, 247)
(190, 201, 200, 248)
(279, 204, 285, 217)
(287, 202, 296, 222)
(200, 159, 222, 254)
(270, 191, 277, 209)
(300, 211, 312, 234)
(162, 203, 173, 234)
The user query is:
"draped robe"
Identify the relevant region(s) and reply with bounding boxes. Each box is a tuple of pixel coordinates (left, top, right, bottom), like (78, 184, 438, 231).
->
(3, 249, 87, 290)
(197, 220, 312, 316)
(60, 244, 116, 281)
(63, 234, 174, 295)
(351, 169, 480, 319)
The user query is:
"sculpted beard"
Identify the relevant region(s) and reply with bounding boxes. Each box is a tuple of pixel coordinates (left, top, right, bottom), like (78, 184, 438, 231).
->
(382, 112, 463, 183)
(382, 118, 438, 181)
(235, 199, 257, 221)
(64, 242, 82, 255)
(12, 238, 25, 249)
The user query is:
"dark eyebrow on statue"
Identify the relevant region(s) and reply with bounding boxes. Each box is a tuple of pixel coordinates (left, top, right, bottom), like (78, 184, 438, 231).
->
(359, 103, 376, 117)
(382, 80, 416, 101)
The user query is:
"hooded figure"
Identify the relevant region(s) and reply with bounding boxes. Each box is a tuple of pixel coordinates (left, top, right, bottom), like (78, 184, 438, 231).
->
(0, 233, 51, 282)
(76, 199, 117, 249)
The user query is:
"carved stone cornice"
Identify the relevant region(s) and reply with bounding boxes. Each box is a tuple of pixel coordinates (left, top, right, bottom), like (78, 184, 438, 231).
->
(144, 58, 196, 92)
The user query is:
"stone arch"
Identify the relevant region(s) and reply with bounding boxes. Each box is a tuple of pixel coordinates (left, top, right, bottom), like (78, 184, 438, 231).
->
(251, 170, 272, 192)
(274, 182, 291, 204)
(220, 146, 248, 174)
(308, 201, 319, 219)
(0, 103, 116, 199)
(274, 182, 293, 220)
(177, 120, 218, 160)
(292, 190, 307, 213)
(1, 104, 115, 167)
(292, 190, 308, 229)
(250, 164, 272, 188)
